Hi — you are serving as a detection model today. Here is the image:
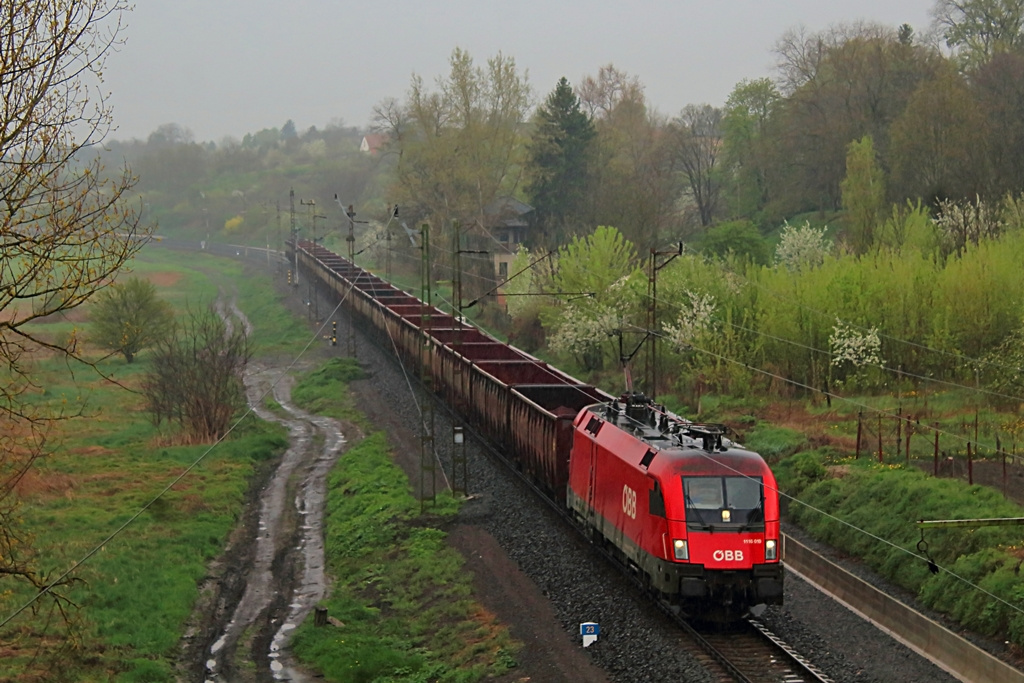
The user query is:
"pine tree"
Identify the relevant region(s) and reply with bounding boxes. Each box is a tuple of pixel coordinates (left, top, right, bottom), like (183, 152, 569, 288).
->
(526, 78, 596, 246)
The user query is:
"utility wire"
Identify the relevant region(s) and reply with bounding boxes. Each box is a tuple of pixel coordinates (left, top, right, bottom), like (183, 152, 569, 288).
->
(342, 243, 1024, 629)
(718, 260, 1023, 375)
(643, 288, 1024, 407)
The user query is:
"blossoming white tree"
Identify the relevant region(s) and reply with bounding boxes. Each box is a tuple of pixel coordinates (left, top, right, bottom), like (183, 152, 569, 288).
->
(774, 220, 831, 271)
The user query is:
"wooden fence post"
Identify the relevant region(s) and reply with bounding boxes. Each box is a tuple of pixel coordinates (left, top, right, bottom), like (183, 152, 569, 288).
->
(878, 413, 883, 463)
(906, 419, 914, 464)
(896, 408, 902, 463)
(856, 412, 862, 459)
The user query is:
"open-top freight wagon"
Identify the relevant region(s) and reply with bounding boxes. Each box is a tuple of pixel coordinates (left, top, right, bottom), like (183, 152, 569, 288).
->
(290, 239, 783, 620)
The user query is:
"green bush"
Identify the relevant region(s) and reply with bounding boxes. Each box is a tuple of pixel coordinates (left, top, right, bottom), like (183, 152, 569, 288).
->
(742, 424, 808, 462)
(785, 462, 1024, 646)
(774, 449, 827, 498)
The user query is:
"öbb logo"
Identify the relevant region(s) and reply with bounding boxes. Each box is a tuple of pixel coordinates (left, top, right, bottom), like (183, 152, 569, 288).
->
(621, 485, 637, 519)
(713, 549, 744, 562)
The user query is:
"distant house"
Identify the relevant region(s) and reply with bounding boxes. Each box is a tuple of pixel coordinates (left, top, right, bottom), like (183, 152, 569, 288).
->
(479, 197, 534, 282)
(359, 133, 387, 155)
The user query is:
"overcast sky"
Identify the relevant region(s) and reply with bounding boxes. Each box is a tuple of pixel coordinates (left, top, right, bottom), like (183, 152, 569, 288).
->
(103, 1, 938, 144)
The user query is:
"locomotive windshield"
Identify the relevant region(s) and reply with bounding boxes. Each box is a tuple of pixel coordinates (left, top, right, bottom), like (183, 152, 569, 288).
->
(682, 476, 764, 531)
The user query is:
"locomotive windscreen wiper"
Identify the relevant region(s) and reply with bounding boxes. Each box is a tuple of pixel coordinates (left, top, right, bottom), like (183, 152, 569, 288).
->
(737, 497, 765, 532)
(685, 495, 711, 530)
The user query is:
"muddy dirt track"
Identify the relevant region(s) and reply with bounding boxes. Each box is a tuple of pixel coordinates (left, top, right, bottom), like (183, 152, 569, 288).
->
(175, 267, 606, 682)
(176, 295, 342, 682)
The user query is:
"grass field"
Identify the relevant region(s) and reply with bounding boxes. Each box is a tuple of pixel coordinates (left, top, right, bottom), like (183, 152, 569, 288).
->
(0, 245, 521, 682)
(285, 358, 519, 682)
(0, 246, 300, 681)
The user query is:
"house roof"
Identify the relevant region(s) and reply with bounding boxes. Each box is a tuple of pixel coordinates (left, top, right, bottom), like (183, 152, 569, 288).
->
(360, 133, 387, 154)
(482, 197, 533, 228)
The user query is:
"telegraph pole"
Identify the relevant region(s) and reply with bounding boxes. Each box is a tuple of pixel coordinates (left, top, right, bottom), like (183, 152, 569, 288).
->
(645, 243, 684, 401)
(300, 198, 317, 320)
(451, 221, 474, 497)
(419, 223, 436, 510)
(311, 211, 326, 322)
(339, 201, 364, 358)
(289, 188, 298, 286)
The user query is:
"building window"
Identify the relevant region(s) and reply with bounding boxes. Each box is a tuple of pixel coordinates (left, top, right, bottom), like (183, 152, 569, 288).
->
(498, 261, 508, 279)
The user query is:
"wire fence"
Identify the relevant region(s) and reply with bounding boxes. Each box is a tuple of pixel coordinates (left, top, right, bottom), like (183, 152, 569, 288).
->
(854, 409, 1024, 500)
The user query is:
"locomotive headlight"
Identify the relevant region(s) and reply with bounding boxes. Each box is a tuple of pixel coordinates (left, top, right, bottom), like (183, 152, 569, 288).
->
(672, 539, 688, 561)
(721, 509, 731, 522)
(765, 539, 778, 561)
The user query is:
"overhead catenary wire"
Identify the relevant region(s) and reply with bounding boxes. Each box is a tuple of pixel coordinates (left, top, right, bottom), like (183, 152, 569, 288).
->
(624, 321, 1016, 459)
(333, 241, 1024, 636)
(383, 236, 1015, 414)
(716, 258, 1024, 376)
(394, 236, 1024, 449)
(642, 287, 1024, 408)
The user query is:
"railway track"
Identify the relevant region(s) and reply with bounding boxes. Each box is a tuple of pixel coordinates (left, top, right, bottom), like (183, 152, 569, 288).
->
(284, 239, 838, 682)
(211, 238, 960, 682)
(679, 617, 833, 683)
(435, 380, 831, 683)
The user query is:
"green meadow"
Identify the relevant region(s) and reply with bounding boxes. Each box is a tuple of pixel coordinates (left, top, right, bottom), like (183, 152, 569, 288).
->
(0, 246, 518, 682)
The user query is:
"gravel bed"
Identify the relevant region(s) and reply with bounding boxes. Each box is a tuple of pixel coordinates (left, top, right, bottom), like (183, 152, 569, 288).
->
(307, 273, 971, 683)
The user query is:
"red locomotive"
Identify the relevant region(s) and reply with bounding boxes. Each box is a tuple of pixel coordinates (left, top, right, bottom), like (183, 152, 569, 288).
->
(567, 393, 783, 620)
(290, 239, 784, 622)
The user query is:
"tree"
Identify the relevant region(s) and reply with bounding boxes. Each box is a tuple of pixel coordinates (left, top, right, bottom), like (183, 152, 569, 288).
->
(1, 0, 143, 590)
(972, 51, 1024, 197)
(695, 220, 770, 264)
(775, 221, 831, 271)
(146, 122, 194, 148)
(769, 23, 943, 212)
(669, 104, 724, 227)
(525, 77, 596, 246)
(889, 66, 986, 202)
(577, 65, 679, 251)
(281, 118, 298, 140)
(932, 0, 1024, 69)
(90, 277, 174, 363)
(840, 136, 887, 253)
(545, 226, 642, 372)
(143, 305, 250, 444)
(133, 131, 208, 197)
(721, 78, 781, 216)
(374, 48, 531, 242)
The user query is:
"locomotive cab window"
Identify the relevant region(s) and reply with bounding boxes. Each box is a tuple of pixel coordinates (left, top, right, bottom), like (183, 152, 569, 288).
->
(683, 476, 764, 531)
(648, 479, 666, 517)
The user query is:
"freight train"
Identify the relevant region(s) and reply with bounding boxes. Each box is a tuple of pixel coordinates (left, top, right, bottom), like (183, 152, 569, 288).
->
(289, 239, 783, 621)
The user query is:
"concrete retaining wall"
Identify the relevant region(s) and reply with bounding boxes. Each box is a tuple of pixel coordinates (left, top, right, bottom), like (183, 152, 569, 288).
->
(783, 533, 1024, 683)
